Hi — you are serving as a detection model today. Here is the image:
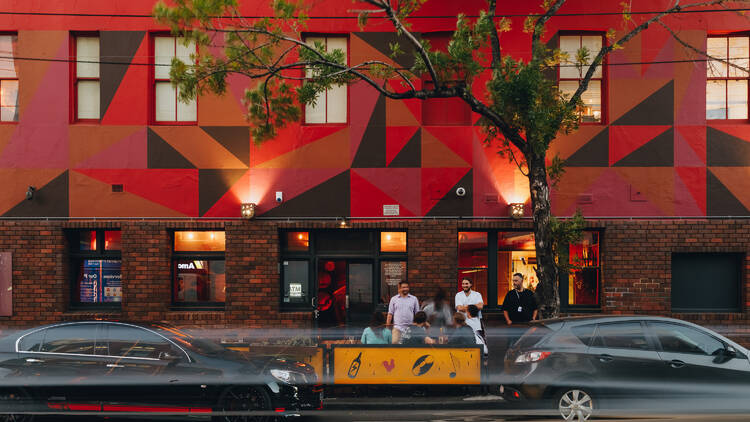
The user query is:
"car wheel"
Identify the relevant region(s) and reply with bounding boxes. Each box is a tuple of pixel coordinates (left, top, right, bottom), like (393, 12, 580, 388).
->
(555, 387, 594, 421)
(213, 385, 273, 422)
(0, 388, 34, 422)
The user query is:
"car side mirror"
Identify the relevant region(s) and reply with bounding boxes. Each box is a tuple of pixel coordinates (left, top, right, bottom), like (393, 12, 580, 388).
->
(713, 346, 737, 364)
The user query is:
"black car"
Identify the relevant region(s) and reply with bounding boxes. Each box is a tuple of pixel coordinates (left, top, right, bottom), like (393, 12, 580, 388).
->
(502, 316, 750, 421)
(0, 321, 322, 421)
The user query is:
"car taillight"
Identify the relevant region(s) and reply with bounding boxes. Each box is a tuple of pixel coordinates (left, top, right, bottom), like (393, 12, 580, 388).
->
(514, 351, 551, 363)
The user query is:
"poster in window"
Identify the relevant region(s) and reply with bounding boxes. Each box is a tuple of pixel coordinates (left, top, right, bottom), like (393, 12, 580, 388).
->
(80, 260, 122, 303)
(382, 261, 406, 286)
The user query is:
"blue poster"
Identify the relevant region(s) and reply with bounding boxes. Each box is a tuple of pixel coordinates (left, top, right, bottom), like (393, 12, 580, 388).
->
(80, 260, 122, 303)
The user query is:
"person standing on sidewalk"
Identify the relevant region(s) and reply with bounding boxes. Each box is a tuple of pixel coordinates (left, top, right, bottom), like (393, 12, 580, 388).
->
(387, 280, 420, 344)
(502, 273, 538, 349)
(455, 278, 484, 319)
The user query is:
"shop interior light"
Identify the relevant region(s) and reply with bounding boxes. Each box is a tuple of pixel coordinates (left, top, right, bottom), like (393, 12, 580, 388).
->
(509, 203, 524, 219)
(241, 203, 257, 219)
(339, 217, 348, 228)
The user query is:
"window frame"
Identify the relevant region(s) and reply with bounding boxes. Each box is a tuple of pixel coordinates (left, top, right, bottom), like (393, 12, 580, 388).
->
(170, 230, 226, 310)
(301, 34, 349, 126)
(149, 33, 198, 125)
(0, 32, 19, 124)
(279, 230, 407, 312)
(706, 34, 750, 122)
(560, 229, 604, 312)
(67, 229, 122, 310)
(671, 252, 743, 313)
(71, 31, 101, 123)
(558, 31, 607, 125)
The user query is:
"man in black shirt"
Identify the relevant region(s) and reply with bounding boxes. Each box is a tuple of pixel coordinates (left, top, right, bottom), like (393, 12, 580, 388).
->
(502, 273, 538, 325)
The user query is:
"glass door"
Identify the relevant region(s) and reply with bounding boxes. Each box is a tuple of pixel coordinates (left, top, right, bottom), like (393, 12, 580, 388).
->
(347, 262, 373, 327)
(316, 260, 347, 328)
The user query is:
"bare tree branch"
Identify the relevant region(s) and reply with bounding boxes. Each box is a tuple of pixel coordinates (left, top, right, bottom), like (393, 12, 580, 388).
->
(488, 0, 502, 68)
(360, 0, 441, 87)
(658, 20, 749, 74)
(532, 0, 566, 61)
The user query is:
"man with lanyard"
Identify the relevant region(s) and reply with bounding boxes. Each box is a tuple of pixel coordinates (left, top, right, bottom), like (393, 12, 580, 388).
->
(502, 272, 538, 325)
(455, 277, 483, 320)
(502, 273, 538, 348)
(387, 280, 420, 344)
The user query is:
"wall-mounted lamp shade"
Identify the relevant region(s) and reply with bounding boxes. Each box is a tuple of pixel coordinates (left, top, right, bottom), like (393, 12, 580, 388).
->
(509, 203, 524, 219)
(241, 203, 256, 219)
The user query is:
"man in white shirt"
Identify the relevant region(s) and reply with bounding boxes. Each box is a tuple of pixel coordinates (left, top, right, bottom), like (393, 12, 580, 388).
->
(455, 277, 483, 320)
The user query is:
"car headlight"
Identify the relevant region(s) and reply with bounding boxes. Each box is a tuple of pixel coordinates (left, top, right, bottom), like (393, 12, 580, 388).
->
(270, 369, 292, 383)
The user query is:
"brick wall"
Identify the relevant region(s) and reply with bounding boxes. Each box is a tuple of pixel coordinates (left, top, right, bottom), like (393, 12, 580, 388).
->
(0, 218, 748, 344)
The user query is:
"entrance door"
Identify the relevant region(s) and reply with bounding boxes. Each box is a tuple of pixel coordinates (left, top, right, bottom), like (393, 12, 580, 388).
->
(315, 260, 374, 328)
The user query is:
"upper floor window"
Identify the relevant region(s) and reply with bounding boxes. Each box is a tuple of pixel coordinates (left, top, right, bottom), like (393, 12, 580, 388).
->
(559, 34, 603, 123)
(303, 36, 347, 124)
(153, 36, 196, 123)
(0, 34, 18, 122)
(74, 35, 100, 121)
(707, 35, 749, 120)
(68, 229, 122, 307)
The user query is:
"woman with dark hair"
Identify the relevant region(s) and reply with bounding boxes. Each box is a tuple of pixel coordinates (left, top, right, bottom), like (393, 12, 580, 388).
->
(448, 312, 477, 346)
(360, 311, 392, 344)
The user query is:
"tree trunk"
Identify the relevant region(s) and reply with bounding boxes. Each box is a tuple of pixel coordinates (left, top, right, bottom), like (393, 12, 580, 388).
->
(528, 152, 559, 319)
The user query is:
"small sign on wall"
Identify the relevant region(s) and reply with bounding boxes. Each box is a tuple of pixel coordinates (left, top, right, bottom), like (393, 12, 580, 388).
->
(383, 204, 399, 216)
(0, 253, 11, 316)
(289, 283, 303, 298)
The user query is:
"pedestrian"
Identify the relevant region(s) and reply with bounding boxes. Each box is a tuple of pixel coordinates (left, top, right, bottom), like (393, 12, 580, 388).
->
(360, 311, 392, 345)
(386, 280, 420, 344)
(401, 311, 436, 345)
(447, 312, 476, 346)
(422, 288, 453, 334)
(465, 304, 488, 355)
(502, 273, 538, 325)
(455, 277, 484, 320)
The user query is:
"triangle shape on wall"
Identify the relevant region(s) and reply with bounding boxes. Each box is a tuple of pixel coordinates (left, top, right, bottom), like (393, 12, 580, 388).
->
(199, 169, 247, 216)
(422, 129, 470, 168)
(707, 169, 749, 216)
(352, 168, 421, 215)
(150, 126, 246, 169)
(612, 80, 674, 126)
(201, 126, 250, 167)
(565, 127, 609, 167)
(3, 171, 69, 217)
(675, 167, 706, 215)
(69, 171, 187, 217)
(70, 125, 145, 168)
(351, 96, 386, 168)
(350, 171, 416, 217)
(386, 96, 420, 126)
(389, 128, 421, 168)
(614, 127, 674, 167)
(609, 125, 671, 165)
(147, 128, 195, 169)
(100, 31, 146, 117)
(386, 127, 418, 166)
(424, 127, 473, 165)
(613, 168, 674, 215)
(262, 170, 350, 217)
(426, 170, 473, 217)
(709, 167, 750, 213)
(353, 32, 418, 69)
(707, 126, 750, 166)
(256, 128, 350, 169)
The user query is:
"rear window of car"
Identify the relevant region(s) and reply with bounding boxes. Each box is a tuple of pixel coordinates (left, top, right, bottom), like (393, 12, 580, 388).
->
(570, 324, 596, 347)
(545, 324, 596, 347)
(513, 325, 552, 349)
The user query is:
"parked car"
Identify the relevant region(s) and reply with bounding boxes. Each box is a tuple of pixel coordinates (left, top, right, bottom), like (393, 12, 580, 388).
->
(0, 320, 322, 421)
(502, 316, 750, 421)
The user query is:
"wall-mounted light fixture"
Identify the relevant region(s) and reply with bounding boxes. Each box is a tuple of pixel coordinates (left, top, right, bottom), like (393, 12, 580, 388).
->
(339, 217, 348, 228)
(240, 203, 256, 219)
(509, 203, 524, 219)
(25, 186, 35, 201)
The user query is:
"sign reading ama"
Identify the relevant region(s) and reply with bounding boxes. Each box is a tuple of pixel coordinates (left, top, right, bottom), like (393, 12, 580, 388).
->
(333, 346, 481, 385)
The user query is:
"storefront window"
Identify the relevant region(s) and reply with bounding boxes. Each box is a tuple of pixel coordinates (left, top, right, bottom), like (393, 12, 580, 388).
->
(282, 260, 309, 306)
(458, 232, 488, 303)
(380, 261, 406, 304)
(567, 232, 600, 306)
(69, 229, 122, 307)
(285, 232, 309, 252)
(498, 232, 537, 304)
(172, 231, 225, 307)
(380, 232, 406, 252)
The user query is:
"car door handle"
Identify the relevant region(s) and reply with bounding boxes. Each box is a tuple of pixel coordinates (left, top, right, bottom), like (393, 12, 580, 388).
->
(106, 363, 124, 368)
(598, 354, 614, 363)
(25, 358, 44, 363)
(669, 360, 686, 369)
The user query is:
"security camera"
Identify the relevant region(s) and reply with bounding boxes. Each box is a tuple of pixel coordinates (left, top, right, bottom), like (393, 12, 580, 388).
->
(275, 191, 283, 203)
(455, 187, 466, 197)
